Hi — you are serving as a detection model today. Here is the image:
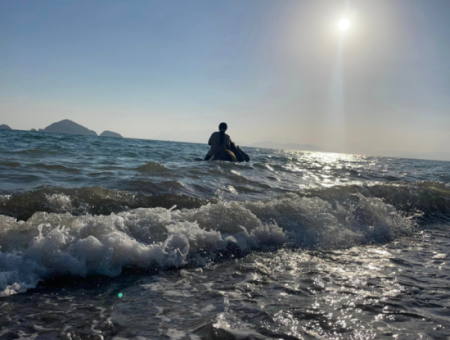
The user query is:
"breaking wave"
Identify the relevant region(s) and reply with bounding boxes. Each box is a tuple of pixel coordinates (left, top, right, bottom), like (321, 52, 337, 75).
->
(0, 187, 208, 220)
(1, 181, 449, 222)
(0, 189, 420, 297)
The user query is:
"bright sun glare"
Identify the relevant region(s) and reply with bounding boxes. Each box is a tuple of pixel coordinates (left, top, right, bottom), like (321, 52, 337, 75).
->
(338, 18, 350, 31)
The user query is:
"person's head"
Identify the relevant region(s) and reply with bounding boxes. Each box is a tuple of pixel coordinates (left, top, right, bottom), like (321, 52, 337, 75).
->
(219, 122, 227, 132)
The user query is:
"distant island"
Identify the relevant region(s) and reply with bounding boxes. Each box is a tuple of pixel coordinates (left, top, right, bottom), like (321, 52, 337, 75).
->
(36, 119, 124, 138)
(0, 124, 12, 130)
(39, 119, 97, 136)
(100, 130, 123, 138)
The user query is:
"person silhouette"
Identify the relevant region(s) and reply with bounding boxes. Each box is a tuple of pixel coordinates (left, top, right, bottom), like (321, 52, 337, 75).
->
(204, 122, 231, 161)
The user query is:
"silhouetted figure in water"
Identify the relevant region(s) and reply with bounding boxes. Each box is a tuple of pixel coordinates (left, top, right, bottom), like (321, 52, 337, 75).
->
(204, 123, 250, 162)
(205, 122, 231, 161)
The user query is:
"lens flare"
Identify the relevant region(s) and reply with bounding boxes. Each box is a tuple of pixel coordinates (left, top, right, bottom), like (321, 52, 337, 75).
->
(338, 18, 350, 31)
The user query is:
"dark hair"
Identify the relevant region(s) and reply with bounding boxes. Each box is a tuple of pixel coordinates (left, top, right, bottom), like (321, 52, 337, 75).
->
(219, 122, 227, 145)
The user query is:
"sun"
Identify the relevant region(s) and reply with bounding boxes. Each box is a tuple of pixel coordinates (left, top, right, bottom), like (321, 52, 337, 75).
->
(338, 18, 350, 31)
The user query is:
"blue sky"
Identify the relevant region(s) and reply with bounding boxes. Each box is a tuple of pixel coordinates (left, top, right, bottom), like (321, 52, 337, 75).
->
(1, 0, 449, 160)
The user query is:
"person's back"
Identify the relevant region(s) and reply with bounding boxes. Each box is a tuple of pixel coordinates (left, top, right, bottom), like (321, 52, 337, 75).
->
(205, 123, 231, 160)
(208, 131, 230, 153)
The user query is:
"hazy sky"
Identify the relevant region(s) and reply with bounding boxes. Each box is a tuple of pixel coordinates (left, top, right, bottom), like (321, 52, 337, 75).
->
(1, 0, 449, 160)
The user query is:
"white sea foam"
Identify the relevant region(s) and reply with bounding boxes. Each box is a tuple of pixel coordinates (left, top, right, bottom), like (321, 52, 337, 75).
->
(0, 194, 415, 296)
(45, 193, 73, 212)
(0, 195, 11, 206)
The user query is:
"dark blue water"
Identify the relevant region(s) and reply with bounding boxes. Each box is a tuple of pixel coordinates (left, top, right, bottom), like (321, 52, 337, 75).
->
(0, 129, 449, 339)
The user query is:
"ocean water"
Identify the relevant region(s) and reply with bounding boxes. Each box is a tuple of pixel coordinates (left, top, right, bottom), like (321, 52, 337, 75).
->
(0, 129, 449, 339)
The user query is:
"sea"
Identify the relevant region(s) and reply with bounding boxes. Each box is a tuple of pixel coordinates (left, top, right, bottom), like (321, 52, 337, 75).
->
(0, 129, 449, 340)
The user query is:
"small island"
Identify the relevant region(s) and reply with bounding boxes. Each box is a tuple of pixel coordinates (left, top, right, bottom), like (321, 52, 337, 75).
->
(2, 120, 124, 139)
(100, 130, 123, 138)
(39, 119, 97, 136)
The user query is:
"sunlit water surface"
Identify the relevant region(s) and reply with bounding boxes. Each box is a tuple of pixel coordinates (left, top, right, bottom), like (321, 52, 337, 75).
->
(0, 130, 449, 339)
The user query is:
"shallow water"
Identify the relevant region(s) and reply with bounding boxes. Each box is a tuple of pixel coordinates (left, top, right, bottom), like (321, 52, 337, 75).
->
(0, 130, 449, 339)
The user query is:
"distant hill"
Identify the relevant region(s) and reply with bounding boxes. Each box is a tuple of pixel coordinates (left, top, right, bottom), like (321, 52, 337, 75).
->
(39, 120, 97, 136)
(0, 124, 12, 130)
(252, 141, 323, 152)
(100, 130, 123, 138)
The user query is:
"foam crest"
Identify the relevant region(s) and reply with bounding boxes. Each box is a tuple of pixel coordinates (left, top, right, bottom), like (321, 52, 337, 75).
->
(243, 193, 416, 247)
(45, 193, 73, 212)
(0, 194, 416, 296)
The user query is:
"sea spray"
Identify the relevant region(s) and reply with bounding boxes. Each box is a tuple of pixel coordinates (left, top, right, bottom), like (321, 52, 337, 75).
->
(0, 194, 415, 296)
